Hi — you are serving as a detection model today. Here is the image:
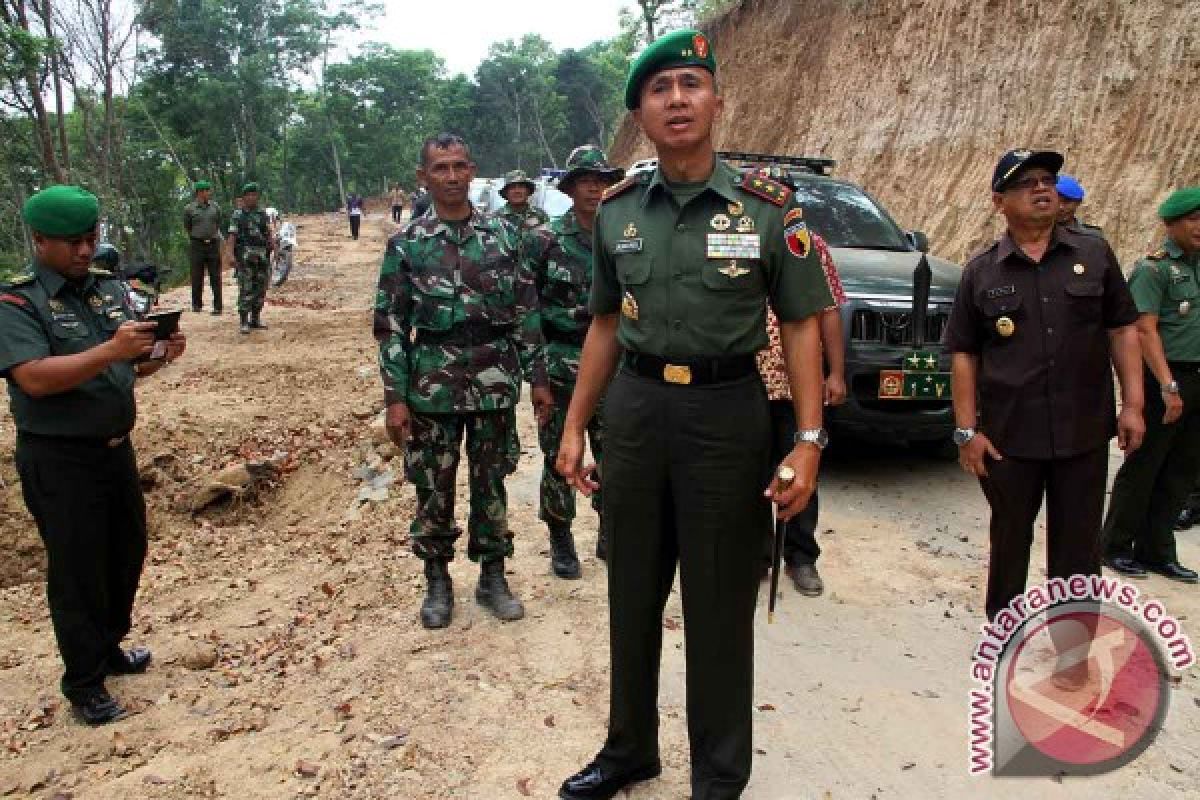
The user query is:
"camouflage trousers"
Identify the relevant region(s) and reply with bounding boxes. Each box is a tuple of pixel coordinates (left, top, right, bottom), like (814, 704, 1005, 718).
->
(236, 250, 269, 314)
(538, 385, 603, 529)
(404, 409, 520, 562)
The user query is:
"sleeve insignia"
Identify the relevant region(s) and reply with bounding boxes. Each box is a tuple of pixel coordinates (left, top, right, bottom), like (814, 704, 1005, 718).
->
(738, 171, 791, 207)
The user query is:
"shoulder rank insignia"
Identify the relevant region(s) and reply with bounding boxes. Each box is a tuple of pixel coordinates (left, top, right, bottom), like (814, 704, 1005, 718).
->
(737, 171, 791, 207)
(601, 175, 640, 203)
(1148, 249, 1168, 260)
(4, 273, 35, 288)
(88, 266, 114, 277)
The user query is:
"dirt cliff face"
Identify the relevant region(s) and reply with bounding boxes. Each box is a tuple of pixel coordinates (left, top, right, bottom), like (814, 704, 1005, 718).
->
(611, 0, 1200, 266)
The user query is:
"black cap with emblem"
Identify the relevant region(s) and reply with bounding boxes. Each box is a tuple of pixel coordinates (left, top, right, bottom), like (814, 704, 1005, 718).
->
(991, 149, 1064, 192)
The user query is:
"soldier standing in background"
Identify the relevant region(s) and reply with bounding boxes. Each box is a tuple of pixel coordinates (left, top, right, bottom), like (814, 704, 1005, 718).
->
(375, 133, 553, 629)
(945, 149, 1144, 624)
(1055, 175, 1104, 237)
(525, 145, 625, 578)
(224, 182, 274, 335)
(183, 180, 223, 315)
(497, 170, 549, 230)
(347, 192, 364, 240)
(389, 184, 407, 224)
(1103, 187, 1200, 584)
(0, 186, 186, 725)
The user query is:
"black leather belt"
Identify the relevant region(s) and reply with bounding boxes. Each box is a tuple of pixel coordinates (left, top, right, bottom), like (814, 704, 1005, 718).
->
(622, 352, 757, 386)
(415, 323, 513, 347)
(20, 431, 129, 448)
(544, 327, 587, 347)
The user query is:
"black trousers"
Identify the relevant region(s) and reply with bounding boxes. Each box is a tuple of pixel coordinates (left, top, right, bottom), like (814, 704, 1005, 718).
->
(1104, 367, 1200, 565)
(598, 369, 770, 800)
(14, 434, 147, 702)
(391, 204, 403, 223)
(978, 446, 1108, 619)
(189, 238, 222, 311)
(349, 214, 361, 239)
(767, 400, 820, 566)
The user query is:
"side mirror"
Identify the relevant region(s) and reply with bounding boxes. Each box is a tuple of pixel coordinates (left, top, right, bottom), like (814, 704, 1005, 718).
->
(907, 230, 930, 252)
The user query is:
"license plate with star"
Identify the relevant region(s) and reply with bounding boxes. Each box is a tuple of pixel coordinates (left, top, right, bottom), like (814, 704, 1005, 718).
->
(878, 351, 952, 399)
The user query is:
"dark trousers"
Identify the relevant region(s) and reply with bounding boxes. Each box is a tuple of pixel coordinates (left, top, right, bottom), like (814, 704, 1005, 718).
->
(189, 238, 222, 311)
(978, 446, 1108, 619)
(391, 204, 403, 223)
(767, 400, 820, 566)
(1104, 367, 1200, 565)
(14, 434, 147, 702)
(598, 369, 770, 800)
(349, 214, 361, 239)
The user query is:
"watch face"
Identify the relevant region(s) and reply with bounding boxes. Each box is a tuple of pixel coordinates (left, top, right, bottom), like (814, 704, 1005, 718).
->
(953, 429, 971, 446)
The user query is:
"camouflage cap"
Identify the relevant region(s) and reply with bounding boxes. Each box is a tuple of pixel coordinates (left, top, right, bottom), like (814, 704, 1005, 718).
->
(499, 170, 537, 199)
(557, 145, 625, 194)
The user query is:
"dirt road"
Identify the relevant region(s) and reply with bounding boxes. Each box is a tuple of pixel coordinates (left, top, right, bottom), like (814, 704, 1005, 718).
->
(1, 212, 1197, 798)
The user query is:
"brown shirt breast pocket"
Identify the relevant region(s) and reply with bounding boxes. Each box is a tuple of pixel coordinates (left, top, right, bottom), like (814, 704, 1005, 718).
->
(980, 293, 1023, 341)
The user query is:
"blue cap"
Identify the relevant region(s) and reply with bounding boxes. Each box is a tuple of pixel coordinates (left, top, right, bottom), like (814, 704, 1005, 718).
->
(1056, 175, 1085, 201)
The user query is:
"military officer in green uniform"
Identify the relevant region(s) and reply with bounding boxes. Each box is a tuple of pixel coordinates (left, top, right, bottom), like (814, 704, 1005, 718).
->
(223, 182, 274, 334)
(554, 30, 832, 800)
(0, 186, 186, 725)
(497, 169, 549, 230)
(375, 133, 553, 629)
(183, 179, 223, 314)
(525, 145, 625, 578)
(1104, 187, 1200, 583)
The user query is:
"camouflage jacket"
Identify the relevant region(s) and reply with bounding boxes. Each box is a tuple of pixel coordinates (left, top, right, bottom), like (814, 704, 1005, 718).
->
(525, 210, 595, 388)
(374, 208, 548, 413)
(228, 208, 272, 259)
(498, 202, 549, 231)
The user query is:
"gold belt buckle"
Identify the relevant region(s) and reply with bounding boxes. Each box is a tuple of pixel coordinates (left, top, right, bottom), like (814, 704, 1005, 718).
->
(663, 364, 692, 385)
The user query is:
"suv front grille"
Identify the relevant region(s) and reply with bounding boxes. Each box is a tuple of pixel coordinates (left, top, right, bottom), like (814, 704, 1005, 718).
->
(850, 309, 948, 347)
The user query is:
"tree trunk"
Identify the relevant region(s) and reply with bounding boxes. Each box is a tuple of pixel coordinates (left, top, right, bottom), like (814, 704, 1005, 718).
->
(8, 0, 63, 181)
(42, 0, 70, 179)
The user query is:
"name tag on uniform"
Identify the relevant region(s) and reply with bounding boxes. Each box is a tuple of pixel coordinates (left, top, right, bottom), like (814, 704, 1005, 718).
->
(1171, 274, 1191, 285)
(706, 233, 760, 260)
(985, 285, 1016, 299)
(614, 238, 643, 255)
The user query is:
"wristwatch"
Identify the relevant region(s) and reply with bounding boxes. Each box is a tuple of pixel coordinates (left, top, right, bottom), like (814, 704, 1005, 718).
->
(953, 427, 977, 447)
(794, 428, 829, 450)
(1162, 380, 1180, 395)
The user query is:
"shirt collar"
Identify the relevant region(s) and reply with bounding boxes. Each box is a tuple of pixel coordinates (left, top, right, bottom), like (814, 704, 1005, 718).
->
(997, 227, 1073, 265)
(34, 262, 95, 297)
(415, 207, 489, 243)
(1162, 237, 1196, 263)
(641, 158, 741, 208)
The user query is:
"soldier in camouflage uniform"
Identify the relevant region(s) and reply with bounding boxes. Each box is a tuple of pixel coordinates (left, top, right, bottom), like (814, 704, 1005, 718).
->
(525, 145, 624, 578)
(374, 133, 553, 629)
(224, 182, 274, 334)
(497, 169, 549, 230)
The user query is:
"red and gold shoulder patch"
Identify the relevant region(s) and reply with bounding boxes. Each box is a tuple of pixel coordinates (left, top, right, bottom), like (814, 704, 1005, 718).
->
(600, 176, 638, 203)
(0, 293, 29, 307)
(738, 171, 791, 207)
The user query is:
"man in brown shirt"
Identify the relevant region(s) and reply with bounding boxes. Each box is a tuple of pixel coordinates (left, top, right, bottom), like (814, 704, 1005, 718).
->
(944, 149, 1144, 621)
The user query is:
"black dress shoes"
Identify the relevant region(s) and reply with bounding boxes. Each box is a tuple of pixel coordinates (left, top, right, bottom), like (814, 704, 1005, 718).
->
(1104, 556, 1147, 578)
(71, 688, 128, 726)
(108, 646, 152, 675)
(559, 760, 661, 800)
(1144, 561, 1199, 584)
(1175, 508, 1197, 531)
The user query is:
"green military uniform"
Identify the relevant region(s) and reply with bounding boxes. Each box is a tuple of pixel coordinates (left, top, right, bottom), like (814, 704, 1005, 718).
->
(229, 191, 272, 319)
(0, 187, 148, 708)
(497, 169, 549, 230)
(374, 209, 547, 562)
(183, 181, 223, 313)
(1104, 227, 1200, 574)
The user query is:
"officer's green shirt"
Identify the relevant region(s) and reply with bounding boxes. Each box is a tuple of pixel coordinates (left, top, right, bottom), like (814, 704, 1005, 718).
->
(184, 200, 222, 240)
(1128, 238, 1200, 360)
(0, 264, 136, 438)
(591, 159, 833, 357)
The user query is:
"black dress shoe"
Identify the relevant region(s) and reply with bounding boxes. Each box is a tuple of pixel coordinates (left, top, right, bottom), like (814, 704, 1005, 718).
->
(559, 760, 661, 800)
(108, 646, 152, 675)
(71, 688, 128, 726)
(1104, 556, 1147, 578)
(1175, 508, 1197, 531)
(1144, 561, 1199, 584)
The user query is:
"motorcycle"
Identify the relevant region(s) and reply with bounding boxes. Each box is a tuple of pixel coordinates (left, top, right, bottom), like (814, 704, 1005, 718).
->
(271, 220, 297, 286)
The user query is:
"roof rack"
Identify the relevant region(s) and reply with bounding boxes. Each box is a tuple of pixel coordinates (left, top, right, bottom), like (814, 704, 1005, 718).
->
(717, 151, 836, 176)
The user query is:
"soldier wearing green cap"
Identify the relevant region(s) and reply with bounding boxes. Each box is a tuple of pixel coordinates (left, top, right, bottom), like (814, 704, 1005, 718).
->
(1104, 187, 1200, 584)
(223, 182, 274, 334)
(523, 145, 624, 579)
(0, 185, 187, 726)
(497, 169, 549, 230)
(183, 180, 223, 315)
(555, 29, 832, 800)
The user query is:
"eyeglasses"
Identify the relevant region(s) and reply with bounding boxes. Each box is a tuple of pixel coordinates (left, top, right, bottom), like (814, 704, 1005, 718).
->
(1006, 175, 1058, 191)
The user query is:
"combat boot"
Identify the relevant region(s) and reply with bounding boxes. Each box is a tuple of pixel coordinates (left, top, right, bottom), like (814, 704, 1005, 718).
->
(475, 559, 524, 621)
(548, 524, 581, 580)
(239, 312, 250, 335)
(419, 559, 454, 629)
(250, 312, 268, 329)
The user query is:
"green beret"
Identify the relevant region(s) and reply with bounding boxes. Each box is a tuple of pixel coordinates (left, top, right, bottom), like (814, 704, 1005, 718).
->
(22, 185, 99, 237)
(1159, 187, 1200, 222)
(241, 182, 260, 195)
(193, 180, 212, 192)
(624, 28, 716, 110)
